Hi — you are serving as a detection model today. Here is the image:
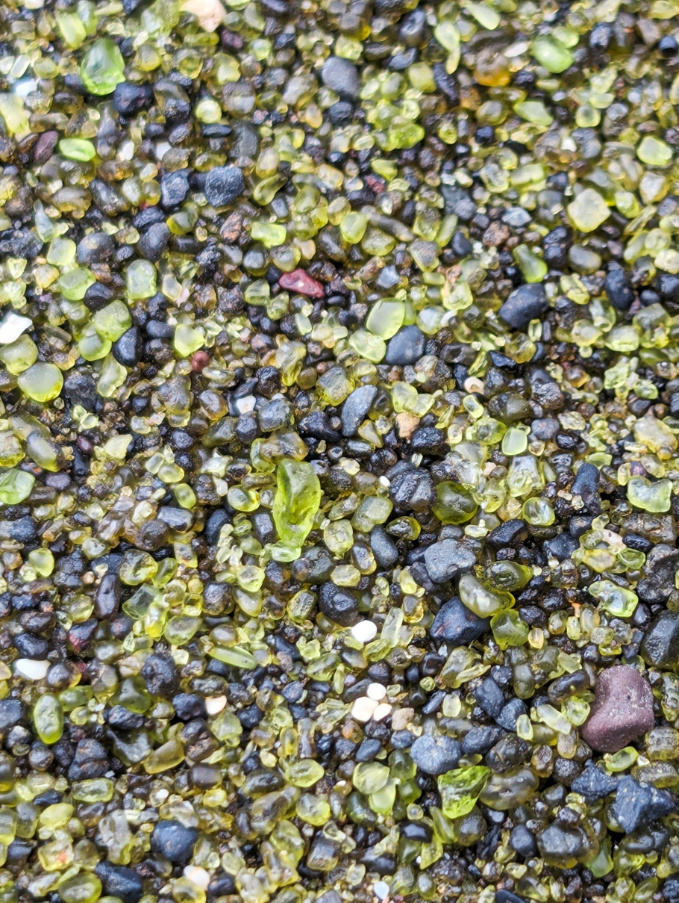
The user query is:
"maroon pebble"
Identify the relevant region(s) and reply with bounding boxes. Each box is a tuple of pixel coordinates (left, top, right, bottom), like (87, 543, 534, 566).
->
(33, 130, 58, 165)
(191, 351, 210, 372)
(581, 665, 654, 753)
(278, 268, 325, 299)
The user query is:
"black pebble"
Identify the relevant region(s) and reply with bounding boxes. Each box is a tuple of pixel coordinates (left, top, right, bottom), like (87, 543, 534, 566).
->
(385, 325, 426, 365)
(318, 582, 360, 626)
(611, 776, 674, 834)
(151, 820, 199, 864)
(430, 597, 489, 646)
(605, 269, 635, 311)
(498, 284, 549, 330)
(112, 82, 154, 116)
(370, 526, 399, 569)
(138, 223, 170, 261)
(161, 170, 191, 209)
(641, 610, 679, 667)
(341, 385, 377, 437)
(423, 539, 476, 583)
(141, 653, 180, 698)
(321, 57, 360, 99)
(95, 863, 143, 903)
(204, 166, 245, 208)
(113, 327, 142, 367)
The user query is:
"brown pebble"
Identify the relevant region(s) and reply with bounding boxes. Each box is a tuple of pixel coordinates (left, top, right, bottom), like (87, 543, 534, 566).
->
(191, 350, 210, 372)
(581, 665, 654, 753)
(33, 130, 58, 165)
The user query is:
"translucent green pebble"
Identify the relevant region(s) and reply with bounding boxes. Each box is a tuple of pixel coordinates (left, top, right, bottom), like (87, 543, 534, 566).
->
(80, 38, 126, 95)
(589, 580, 638, 618)
(272, 458, 322, 549)
(0, 335, 38, 374)
(459, 573, 514, 617)
(438, 766, 489, 818)
(58, 139, 96, 162)
(531, 35, 574, 73)
(126, 259, 157, 300)
(366, 300, 405, 339)
(432, 481, 478, 524)
(567, 188, 610, 233)
(33, 695, 64, 745)
(18, 362, 64, 402)
(627, 476, 672, 513)
(93, 301, 132, 342)
(0, 469, 35, 504)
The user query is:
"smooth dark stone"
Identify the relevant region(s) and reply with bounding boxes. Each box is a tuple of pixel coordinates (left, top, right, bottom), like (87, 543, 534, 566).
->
(430, 597, 489, 646)
(107, 706, 145, 730)
(495, 698, 528, 732)
(423, 539, 476, 583)
(341, 385, 377, 437)
(94, 573, 121, 619)
(410, 734, 461, 775)
(605, 268, 635, 310)
(77, 232, 114, 264)
(138, 222, 170, 261)
(299, 411, 341, 442)
(204, 166, 245, 208)
(385, 326, 426, 365)
(496, 892, 526, 903)
(475, 678, 505, 718)
(641, 610, 679, 667)
(321, 57, 360, 99)
(95, 863, 143, 903)
(204, 509, 230, 546)
(151, 820, 198, 865)
(370, 526, 399, 569)
(113, 327, 142, 367)
(461, 726, 503, 755)
(499, 284, 549, 330)
(509, 825, 537, 859)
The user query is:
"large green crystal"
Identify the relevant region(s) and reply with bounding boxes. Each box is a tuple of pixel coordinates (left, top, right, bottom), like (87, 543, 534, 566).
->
(80, 38, 125, 95)
(272, 458, 322, 549)
(438, 766, 489, 819)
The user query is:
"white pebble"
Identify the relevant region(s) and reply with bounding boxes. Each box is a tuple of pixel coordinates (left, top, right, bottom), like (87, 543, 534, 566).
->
(374, 881, 390, 899)
(350, 620, 377, 644)
(182, 0, 227, 32)
(367, 682, 386, 701)
(183, 867, 210, 890)
(14, 659, 49, 680)
(0, 312, 31, 345)
(236, 395, 256, 414)
(205, 695, 227, 715)
(351, 696, 378, 722)
(372, 703, 392, 722)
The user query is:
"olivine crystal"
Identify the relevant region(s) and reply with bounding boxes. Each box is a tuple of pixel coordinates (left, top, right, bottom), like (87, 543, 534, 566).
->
(272, 459, 322, 550)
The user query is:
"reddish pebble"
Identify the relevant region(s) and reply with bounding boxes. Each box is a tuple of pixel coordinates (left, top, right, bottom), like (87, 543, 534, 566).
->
(278, 269, 325, 299)
(33, 130, 58, 165)
(581, 665, 655, 753)
(191, 351, 210, 372)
